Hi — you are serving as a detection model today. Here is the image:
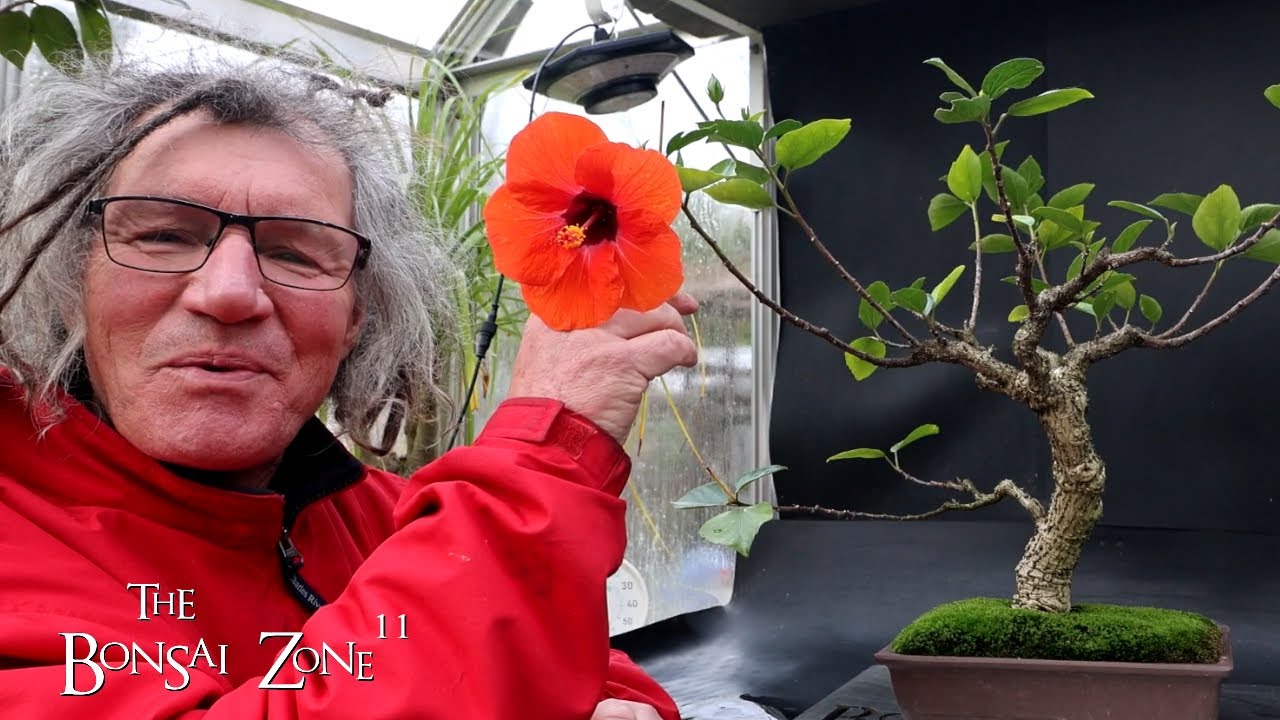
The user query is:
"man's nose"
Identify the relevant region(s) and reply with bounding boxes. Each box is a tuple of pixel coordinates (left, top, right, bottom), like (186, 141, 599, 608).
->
(179, 228, 273, 324)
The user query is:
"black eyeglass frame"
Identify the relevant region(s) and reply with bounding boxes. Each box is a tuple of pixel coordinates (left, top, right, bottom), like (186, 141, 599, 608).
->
(84, 195, 372, 291)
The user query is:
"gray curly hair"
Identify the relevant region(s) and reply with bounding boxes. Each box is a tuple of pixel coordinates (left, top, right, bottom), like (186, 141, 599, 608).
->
(0, 55, 458, 452)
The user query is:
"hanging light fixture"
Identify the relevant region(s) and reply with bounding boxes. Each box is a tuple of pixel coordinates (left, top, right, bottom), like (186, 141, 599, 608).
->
(522, 1, 695, 115)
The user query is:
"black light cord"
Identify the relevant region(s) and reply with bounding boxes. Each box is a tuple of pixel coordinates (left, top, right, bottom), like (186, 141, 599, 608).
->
(445, 21, 605, 451)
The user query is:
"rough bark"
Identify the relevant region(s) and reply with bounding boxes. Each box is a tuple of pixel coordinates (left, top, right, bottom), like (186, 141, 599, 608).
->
(1012, 367, 1105, 612)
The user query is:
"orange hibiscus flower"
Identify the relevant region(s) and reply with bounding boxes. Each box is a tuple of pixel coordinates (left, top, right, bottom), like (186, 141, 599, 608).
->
(483, 111, 684, 330)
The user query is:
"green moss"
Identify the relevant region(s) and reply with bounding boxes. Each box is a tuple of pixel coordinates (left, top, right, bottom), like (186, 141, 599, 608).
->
(891, 598, 1222, 663)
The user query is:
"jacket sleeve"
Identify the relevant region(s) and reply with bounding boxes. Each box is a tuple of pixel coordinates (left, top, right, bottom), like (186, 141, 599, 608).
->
(0, 398, 678, 720)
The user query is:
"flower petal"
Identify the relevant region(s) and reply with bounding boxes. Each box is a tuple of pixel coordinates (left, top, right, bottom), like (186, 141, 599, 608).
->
(520, 243, 624, 330)
(506, 112, 608, 192)
(613, 210, 685, 311)
(482, 184, 577, 285)
(575, 143, 683, 223)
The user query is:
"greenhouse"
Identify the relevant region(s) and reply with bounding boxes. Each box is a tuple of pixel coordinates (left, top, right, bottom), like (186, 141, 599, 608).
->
(0, 0, 1275, 718)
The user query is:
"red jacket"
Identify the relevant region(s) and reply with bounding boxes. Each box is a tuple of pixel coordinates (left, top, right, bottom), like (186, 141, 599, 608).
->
(0, 381, 678, 719)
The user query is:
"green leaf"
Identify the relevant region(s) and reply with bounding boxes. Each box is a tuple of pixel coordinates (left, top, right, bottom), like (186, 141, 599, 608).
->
(699, 503, 774, 557)
(858, 280, 893, 331)
(1066, 253, 1085, 281)
(74, 0, 111, 63)
(978, 140, 1009, 203)
(702, 178, 773, 210)
(928, 193, 968, 231)
(1017, 156, 1044, 195)
(30, 6, 82, 73)
(1006, 88, 1093, 116)
(934, 96, 990, 124)
(1240, 203, 1280, 234)
(910, 277, 927, 290)
(1112, 219, 1153, 253)
(1150, 192, 1204, 217)
(1073, 302, 1096, 318)
(939, 91, 966, 103)
(1266, 84, 1280, 110)
(1139, 294, 1163, 325)
(947, 145, 982, 204)
(930, 265, 966, 307)
(727, 160, 771, 185)
(972, 233, 1016, 253)
(981, 57, 1044, 99)
(996, 166, 1031, 209)
(1109, 200, 1167, 224)
(1008, 304, 1030, 322)
(1244, 229, 1280, 263)
(0, 11, 31, 69)
(666, 128, 712, 156)
(699, 119, 765, 150)
(1191, 184, 1241, 251)
(706, 74, 724, 104)
(1032, 205, 1086, 235)
(844, 337, 886, 381)
(828, 447, 886, 461)
(890, 287, 930, 314)
(673, 482, 733, 509)
(1047, 183, 1095, 210)
(924, 57, 976, 96)
(775, 118, 851, 172)
(734, 464, 786, 495)
(677, 166, 725, 193)
(764, 118, 803, 142)
(1093, 290, 1116, 322)
(1114, 281, 1136, 310)
(890, 423, 940, 453)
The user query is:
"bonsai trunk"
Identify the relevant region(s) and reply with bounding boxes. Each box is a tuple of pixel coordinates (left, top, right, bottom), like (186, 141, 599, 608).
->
(1012, 372, 1105, 612)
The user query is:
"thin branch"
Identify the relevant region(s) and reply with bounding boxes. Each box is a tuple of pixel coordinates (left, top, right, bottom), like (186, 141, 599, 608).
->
(778, 478, 1042, 523)
(1159, 261, 1221, 338)
(760, 150, 919, 346)
(982, 125, 1037, 311)
(1034, 249, 1075, 346)
(1145, 260, 1280, 349)
(967, 203, 983, 330)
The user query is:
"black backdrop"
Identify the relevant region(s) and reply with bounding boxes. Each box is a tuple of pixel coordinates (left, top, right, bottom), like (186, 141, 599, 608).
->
(766, 0, 1280, 534)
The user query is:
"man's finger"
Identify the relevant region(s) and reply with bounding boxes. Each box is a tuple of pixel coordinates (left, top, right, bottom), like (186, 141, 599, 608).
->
(667, 290, 698, 316)
(627, 328, 698, 380)
(603, 302, 687, 340)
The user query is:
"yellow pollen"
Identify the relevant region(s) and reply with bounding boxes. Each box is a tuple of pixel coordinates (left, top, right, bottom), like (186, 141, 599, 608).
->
(555, 224, 587, 249)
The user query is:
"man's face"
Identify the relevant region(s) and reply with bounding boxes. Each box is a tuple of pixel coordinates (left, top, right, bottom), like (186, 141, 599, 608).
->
(81, 114, 363, 478)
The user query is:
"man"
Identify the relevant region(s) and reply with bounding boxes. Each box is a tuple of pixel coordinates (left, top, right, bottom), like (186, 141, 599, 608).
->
(0, 57, 694, 719)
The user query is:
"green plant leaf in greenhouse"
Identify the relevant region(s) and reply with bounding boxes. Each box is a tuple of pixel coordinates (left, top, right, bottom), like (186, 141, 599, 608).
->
(734, 464, 787, 495)
(1006, 88, 1093, 117)
(1140, 294, 1163, 326)
(828, 447, 886, 461)
(981, 57, 1044, 99)
(1092, 290, 1116, 323)
(930, 265, 966, 307)
(0, 10, 31, 70)
(1047, 183, 1095, 210)
(858, 280, 893, 331)
(947, 145, 982, 204)
(924, 57, 977, 96)
(845, 337, 887, 381)
(699, 503, 775, 557)
(1191, 184, 1241, 251)
(973, 233, 1017, 254)
(74, 0, 112, 63)
(775, 118, 851, 172)
(928, 193, 967, 231)
(934, 95, 990, 124)
(890, 287, 930, 314)
(1032, 205, 1087, 235)
(764, 118, 803, 142)
(1245, 229, 1280, 263)
(1239, 203, 1280, 234)
(1109, 200, 1168, 224)
(703, 178, 774, 209)
(1017, 155, 1045, 195)
(698, 118, 764, 150)
(673, 482, 732, 508)
(1266, 84, 1280, 110)
(891, 424, 940, 453)
(1150, 192, 1204, 217)
(1112, 219, 1153, 253)
(30, 6, 82, 73)
(1008, 304, 1030, 322)
(1114, 281, 1136, 310)
(666, 128, 712, 156)
(677, 166, 725, 193)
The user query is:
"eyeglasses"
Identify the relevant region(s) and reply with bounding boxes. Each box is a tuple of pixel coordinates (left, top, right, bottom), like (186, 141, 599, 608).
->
(84, 195, 372, 291)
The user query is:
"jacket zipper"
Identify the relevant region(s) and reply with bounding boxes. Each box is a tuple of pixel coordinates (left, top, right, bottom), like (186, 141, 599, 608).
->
(276, 480, 358, 613)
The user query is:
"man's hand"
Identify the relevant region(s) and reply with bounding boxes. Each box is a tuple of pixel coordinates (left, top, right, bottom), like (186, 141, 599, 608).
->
(591, 699, 665, 720)
(507, 292, 699, 445)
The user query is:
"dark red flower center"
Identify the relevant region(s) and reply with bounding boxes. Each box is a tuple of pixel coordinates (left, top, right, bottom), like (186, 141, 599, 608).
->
(555, 193, 618, 249)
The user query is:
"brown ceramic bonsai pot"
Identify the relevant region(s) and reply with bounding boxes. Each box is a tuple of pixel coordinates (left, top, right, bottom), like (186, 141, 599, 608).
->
(874, 626, 1233, 720)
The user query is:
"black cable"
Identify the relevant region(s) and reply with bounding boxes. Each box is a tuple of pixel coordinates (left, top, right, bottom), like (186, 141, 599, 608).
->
(445, 21, 604, 450)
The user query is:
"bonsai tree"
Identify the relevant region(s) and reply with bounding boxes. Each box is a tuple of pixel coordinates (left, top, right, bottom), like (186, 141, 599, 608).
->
(662, 56, 1280, 627)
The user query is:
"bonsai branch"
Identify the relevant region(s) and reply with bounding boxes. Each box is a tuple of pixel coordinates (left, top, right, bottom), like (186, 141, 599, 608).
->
(778, 478, 1041, 522)
(968, 204, 983, 330)
(1161, 262, 1222, 337)
(983, 126, 1037, 311)
(891, 464, 1045, 522)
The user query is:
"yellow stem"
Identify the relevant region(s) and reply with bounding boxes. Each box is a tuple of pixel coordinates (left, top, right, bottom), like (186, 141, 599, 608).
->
(627, 481, 674, 558)
(690, 314, 707, 397)
(658, 376, 734, 500)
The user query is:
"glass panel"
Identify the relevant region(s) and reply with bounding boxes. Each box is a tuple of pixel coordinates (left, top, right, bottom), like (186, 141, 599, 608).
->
(493, 0, 661, 59)
(476, 36, 754, 631)
(284, 0, 468, 48)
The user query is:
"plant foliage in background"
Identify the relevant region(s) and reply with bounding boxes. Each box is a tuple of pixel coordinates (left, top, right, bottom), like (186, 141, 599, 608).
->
(671, 56, 1280, 617)
(0, 0, 183, 72)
